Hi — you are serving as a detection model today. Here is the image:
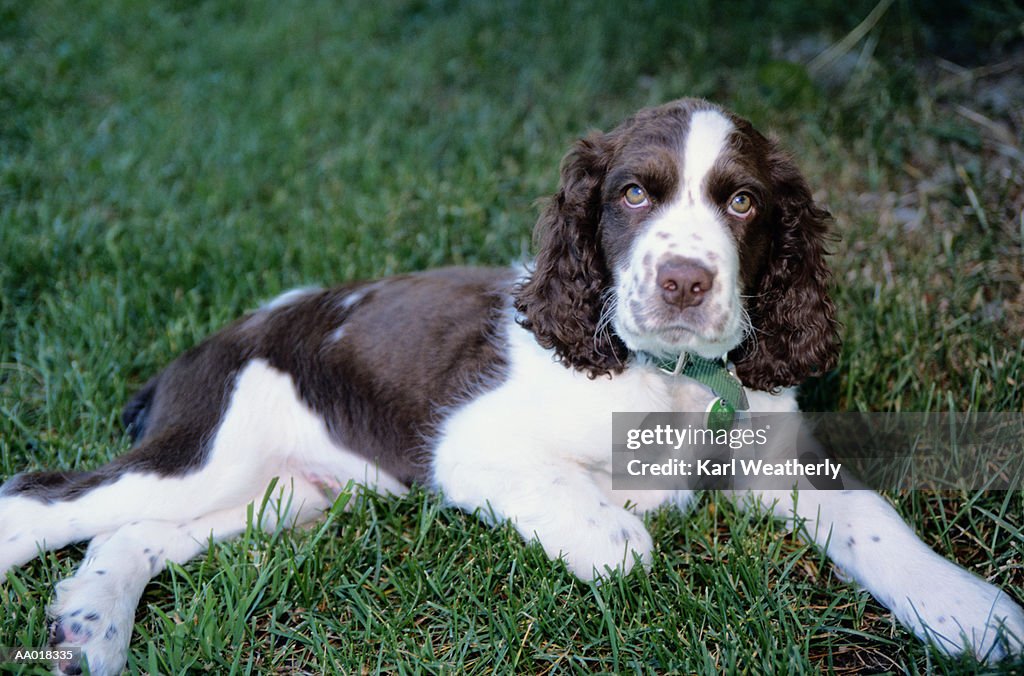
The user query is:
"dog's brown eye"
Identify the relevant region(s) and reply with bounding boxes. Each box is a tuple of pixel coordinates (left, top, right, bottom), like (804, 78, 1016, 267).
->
(623, 184, 649, 208)
(728, 191, 754, 216)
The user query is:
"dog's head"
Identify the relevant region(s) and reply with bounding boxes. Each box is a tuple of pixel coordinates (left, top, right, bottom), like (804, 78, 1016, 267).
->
(514, 98, 840, 392)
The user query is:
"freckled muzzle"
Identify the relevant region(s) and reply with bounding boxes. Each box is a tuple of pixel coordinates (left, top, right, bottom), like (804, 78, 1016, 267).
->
(614, 242, 744, 359)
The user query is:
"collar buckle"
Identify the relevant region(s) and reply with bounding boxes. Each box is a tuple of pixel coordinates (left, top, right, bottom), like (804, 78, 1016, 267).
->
(644, 352, 750, 413)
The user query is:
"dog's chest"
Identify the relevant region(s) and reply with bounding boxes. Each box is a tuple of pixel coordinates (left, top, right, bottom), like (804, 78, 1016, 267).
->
(432, 323, 719, 473)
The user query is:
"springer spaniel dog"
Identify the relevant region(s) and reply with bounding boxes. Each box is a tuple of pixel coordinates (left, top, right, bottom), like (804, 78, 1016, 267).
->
(2, 98, 1022, 674)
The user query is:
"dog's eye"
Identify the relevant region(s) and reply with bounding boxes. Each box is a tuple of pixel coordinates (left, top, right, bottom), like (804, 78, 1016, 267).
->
(623, 184, 649, 208)
(728, 191, 755, 217)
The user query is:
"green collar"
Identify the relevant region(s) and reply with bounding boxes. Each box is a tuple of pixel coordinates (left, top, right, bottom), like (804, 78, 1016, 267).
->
(647, 353, 749, 415)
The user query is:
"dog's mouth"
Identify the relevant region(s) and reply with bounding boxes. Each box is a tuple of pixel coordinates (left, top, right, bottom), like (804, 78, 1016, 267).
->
(652, 324, 700, 338)
(652, 326, 741, 358)
(627, 302, 734, 338)
(614, 314, 743, 361)
(647, 325, 705, 348)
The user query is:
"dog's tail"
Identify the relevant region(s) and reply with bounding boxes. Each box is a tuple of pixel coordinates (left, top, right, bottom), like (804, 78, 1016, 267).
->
(122, 376, 159, 442)
(0, 469, 91, 500)
(0, 378, 164, 503)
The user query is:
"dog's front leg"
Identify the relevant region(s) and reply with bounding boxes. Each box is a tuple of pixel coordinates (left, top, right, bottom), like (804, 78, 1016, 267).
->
(736, 488, 1024, 662)
(434, 440, 653, 581)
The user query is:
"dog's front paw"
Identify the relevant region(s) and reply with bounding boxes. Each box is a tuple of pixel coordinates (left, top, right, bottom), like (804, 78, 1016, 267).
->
(889, 560, 1024, 663)
(521, 502, 653, 582)
(47, 574, 135, 676)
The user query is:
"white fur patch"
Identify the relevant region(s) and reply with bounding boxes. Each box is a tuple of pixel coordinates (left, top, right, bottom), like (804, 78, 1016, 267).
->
(261, 286, 320, 312)
(682, 110, 735, 203)
(338, 287, 369, 311)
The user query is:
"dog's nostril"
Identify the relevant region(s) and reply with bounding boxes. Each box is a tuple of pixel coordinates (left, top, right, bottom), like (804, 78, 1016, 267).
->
(656, 258, 714, 309)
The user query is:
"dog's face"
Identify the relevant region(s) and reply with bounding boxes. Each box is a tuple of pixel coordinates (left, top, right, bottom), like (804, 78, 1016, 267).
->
(515, 98, 840, 391)
(597, 106, 776, 360)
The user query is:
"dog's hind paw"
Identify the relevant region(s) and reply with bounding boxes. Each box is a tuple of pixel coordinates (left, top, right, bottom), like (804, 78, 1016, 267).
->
(47, 575, 135, 676)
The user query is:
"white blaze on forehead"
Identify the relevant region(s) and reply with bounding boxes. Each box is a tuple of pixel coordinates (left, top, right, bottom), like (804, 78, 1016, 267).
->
(681, 110, 734, 203)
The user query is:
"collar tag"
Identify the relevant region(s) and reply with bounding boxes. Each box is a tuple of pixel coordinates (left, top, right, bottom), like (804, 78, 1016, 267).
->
(706, 396, 736, 433)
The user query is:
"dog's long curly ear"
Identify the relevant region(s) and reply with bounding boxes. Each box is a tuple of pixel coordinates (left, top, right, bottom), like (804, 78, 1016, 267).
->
(514, 133, 629, 378)
(730, 144, 841, 392)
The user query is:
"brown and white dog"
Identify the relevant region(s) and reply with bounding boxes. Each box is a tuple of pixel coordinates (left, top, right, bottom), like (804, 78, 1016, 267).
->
(2, 99, 1022, 674)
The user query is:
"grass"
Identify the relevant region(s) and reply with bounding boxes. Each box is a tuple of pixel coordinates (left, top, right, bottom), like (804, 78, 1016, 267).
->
(2, 0, 1023, 672)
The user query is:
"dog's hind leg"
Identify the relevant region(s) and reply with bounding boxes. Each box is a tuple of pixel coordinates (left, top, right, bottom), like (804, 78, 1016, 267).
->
(0, 433, 224, 575)
(0, 426, 276, 574)
(45, 476, 331, 676)
(0, 358, 334, 574)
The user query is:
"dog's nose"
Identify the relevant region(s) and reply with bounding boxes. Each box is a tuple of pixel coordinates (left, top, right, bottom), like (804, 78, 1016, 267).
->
(656, 257, 714, 309)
